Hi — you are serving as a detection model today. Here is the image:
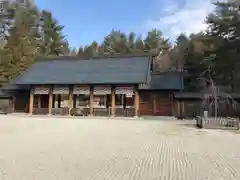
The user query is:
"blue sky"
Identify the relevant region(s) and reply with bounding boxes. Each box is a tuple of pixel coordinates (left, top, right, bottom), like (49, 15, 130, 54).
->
(35, 0, 214, 48)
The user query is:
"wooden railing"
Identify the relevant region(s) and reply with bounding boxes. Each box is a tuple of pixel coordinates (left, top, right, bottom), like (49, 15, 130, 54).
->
(115, 107, 135, 117)
(33, 108, 48, 115)
(70, 107, 135, 117)
(0, 106, 13, 114)
(70, 108, 90, 116)
(93, 108, 110, 116)
(32, 107, 135, 117)
(52, 107, 69, 115)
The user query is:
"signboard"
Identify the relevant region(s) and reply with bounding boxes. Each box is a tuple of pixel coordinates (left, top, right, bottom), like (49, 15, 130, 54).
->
(94, 86, 111, 95)
(126, 94, 133, 98)
(73, 85, 90, 95)
(33, 87, 49, 94)
(53, 86, 69, 94)
(116, 86, 134, 96)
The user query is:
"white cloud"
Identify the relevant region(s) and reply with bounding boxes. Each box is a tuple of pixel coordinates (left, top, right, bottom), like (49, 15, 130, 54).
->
(145, 0, 214, 39)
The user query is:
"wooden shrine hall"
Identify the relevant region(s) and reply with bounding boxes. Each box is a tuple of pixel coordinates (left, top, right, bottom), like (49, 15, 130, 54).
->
(3, 55, 184, 117)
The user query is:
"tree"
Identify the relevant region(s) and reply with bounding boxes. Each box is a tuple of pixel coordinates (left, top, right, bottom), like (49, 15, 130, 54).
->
(40, 10, 69, 56)
(184, 33, 207, 90)
(100, 30, 133, 55)
(135, 35, 145, 52)
(0, 1, 41, 80)
(69, 47, 77, 56)
(77, 46, 84, 56)
(204, 0, 240, 91)
(0, 0, 15, 48)
(127, 32, 136, 51)
(144, 29, 171, 71)
(0, 0, 69, 81)
(1, 21, 38, 80)
(144, 29, 170, 54)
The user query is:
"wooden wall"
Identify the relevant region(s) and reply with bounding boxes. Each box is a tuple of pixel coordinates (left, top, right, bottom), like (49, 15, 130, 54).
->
(139, 91, 174, 116)
(14, 90, 29, 113)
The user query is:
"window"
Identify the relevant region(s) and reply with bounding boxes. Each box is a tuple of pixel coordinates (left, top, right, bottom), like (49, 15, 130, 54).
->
(54, 94, 70, 108)
(125, 96, 134, 107)
(115, 94, 124, 107)
(60, 94, 69, 107)
(93, 95, 107, 108)
(75, 94, 89, 108)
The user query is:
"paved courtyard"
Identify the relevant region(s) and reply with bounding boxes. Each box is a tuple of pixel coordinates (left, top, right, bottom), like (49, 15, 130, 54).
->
(0, 115, 240, 180)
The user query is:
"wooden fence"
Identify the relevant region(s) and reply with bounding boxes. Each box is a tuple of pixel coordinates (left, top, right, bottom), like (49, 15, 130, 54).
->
(183, 100, 240, 118)
(196, 116, 240, 130)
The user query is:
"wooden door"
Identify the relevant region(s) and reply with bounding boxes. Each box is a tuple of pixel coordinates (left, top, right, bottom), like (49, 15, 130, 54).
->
(139, 91, 153, 115)
(153, 93, 172, 116)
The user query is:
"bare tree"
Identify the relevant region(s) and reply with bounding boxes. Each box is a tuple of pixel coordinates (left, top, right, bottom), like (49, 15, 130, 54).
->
(200, 67, 236, 119)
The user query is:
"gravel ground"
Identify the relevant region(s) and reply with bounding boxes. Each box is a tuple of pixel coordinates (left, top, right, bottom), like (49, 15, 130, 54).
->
(0, 115, 240, 180)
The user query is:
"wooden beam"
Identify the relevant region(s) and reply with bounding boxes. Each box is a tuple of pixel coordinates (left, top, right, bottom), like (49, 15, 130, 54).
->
(89, 86, 93, 116)
(68, 86, 73, 114)
(111, 87, 116, 116)
(29, 87, 34, 115)
(48, 86, 53, 115)
(134, 87, 140, 117)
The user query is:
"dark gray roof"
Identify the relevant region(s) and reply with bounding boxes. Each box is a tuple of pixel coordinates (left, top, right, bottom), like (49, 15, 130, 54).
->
(2, 84, 29, 90)
(13, 56, 151, 85)
(1, 83, 19, 90)
(139, 72, 184, 90)
(0, 89, 12, 98)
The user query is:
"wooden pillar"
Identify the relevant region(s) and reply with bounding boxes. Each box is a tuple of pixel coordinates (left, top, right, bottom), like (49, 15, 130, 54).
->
(111, 87, 116, 116)
(68, 86, 73, 114)
(58, 94, 61, 108)
(73, 95, 76, 108)
(134, 87, 140, 117)
(52, 94, 55, 108)
(12, 96, 15, 112)
(182, 101, 185, 117)
(122, 95, 125, 108)
(177, 100, 180, 117)
(37, 95, 41, 108)
(153, 94, 156, 114)
(48, 86, 53, 115)
(29, 87, 34, 115)
(89, 86, 93, 116)
(170, 93, 174, 116)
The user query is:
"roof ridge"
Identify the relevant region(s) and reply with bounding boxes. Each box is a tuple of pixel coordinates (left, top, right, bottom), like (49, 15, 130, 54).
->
(151, 71, 182, 75)
(36, 54, 153, 62)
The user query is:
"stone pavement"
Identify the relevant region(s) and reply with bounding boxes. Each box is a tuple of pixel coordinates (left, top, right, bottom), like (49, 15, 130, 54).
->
(0, 115, 240, 180)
